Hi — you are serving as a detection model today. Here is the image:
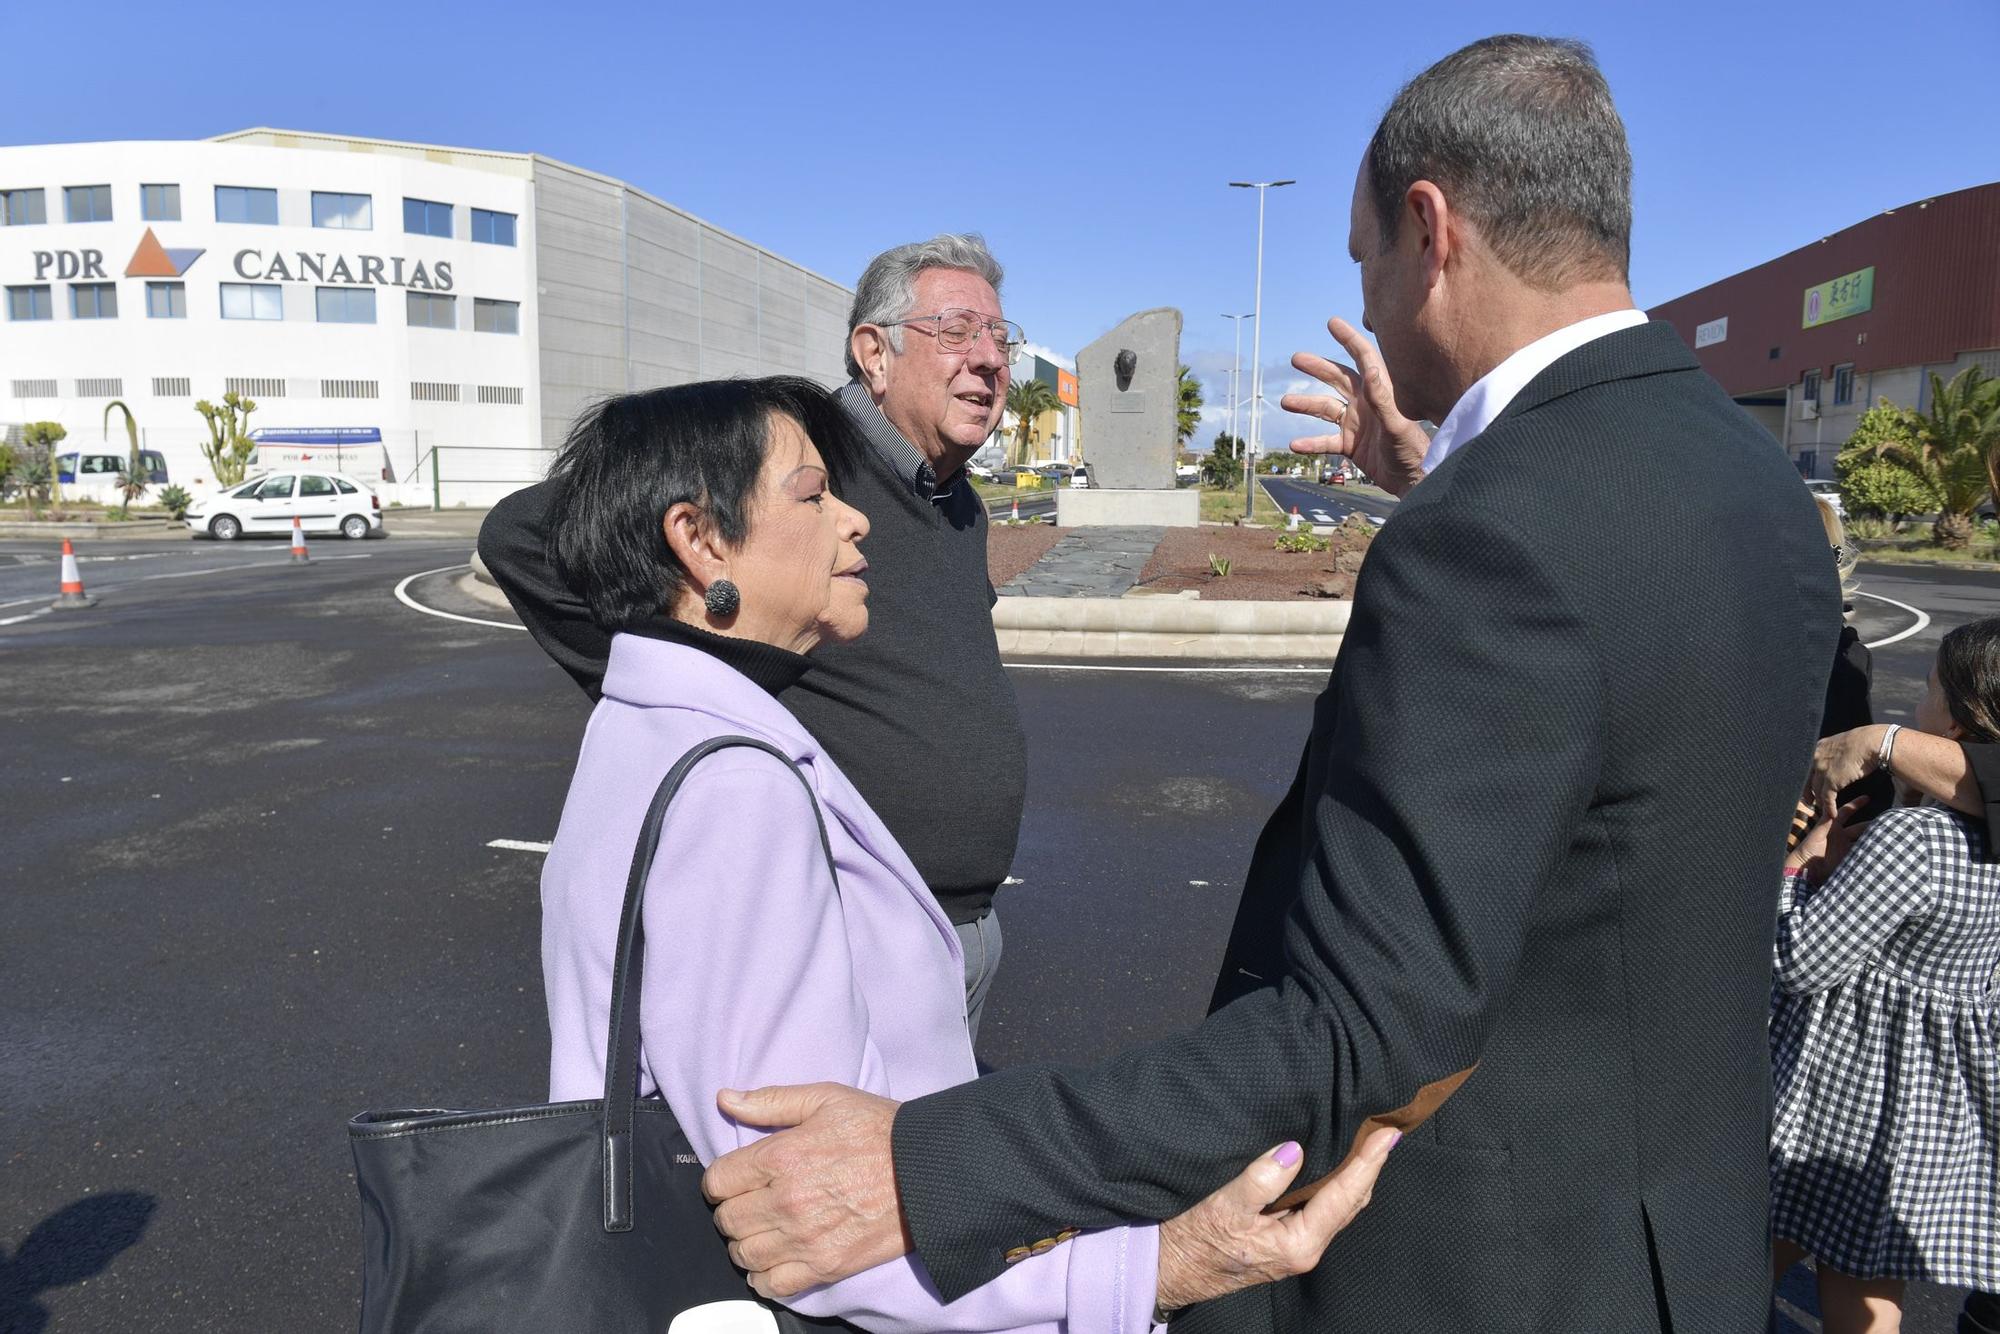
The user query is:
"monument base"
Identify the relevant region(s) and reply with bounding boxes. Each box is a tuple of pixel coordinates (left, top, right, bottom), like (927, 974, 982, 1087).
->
(1056, 488, 1200, 528)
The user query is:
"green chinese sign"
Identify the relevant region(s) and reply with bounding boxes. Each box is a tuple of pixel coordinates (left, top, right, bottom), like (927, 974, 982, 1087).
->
(1802, 266, 1874, 328)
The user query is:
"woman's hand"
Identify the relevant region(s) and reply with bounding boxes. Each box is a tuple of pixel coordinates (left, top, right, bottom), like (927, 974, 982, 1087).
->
(1808, 725, 1888, 813)
(1153, 1128, 1399, 1316)
(1785, 798, 1869, 886)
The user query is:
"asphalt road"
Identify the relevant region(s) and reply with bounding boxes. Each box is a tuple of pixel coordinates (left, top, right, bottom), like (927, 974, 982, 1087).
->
(0, 533, 1991, 1332)
(1260, 474, 1401, 526)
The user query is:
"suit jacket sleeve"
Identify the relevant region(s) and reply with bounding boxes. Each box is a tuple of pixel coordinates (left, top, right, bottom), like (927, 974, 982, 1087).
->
(476, 480, 613, 700)
(892, 497, 1603, 1301)
(1963, 743, 2000, 859)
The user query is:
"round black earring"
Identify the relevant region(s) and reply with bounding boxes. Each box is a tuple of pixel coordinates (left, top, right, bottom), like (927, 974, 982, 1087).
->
(704, 579, 740, 618)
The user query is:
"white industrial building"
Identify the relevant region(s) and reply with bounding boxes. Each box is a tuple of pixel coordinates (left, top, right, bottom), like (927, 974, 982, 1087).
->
(0, 129, 852, 506)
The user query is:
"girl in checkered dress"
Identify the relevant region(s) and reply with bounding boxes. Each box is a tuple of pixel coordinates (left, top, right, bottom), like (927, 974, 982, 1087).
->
(1771, 618, 2000, 1330)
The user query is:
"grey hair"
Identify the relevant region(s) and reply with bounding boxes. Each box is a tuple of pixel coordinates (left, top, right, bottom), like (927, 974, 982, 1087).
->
(1367, 35, 1632, 289)
(844, 234, 1005, 379)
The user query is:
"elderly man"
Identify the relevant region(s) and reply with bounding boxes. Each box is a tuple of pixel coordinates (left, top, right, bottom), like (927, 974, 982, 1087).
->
(478, 234, 1023, 1037)
(703, 36, 1840, 1333)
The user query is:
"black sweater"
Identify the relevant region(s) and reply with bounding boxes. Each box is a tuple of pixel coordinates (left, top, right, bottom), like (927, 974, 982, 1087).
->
(476, 384, 1026, 925)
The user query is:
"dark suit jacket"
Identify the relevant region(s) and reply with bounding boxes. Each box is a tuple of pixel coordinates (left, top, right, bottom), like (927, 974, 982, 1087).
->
(891, 323, 1841, 1332)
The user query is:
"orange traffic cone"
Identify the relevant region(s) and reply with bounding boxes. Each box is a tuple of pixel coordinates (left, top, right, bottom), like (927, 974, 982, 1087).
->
(52, 538, 96, 610)
(289, 516, 311, 565)
(1009, 498, 1020, 524)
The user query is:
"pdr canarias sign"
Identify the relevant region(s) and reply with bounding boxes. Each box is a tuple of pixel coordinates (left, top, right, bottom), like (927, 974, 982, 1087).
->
(232, 249, 453, 291)
(28, 229, 207, 280)
(1802, 267, 1873, 329)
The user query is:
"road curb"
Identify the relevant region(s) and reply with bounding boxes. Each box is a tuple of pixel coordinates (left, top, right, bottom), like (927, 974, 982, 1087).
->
(465, 548, 1346, 660)
(0, 519, 184, 539)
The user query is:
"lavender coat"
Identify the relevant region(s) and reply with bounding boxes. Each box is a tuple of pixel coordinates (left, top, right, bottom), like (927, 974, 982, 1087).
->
(543, 632, 1160, 1333)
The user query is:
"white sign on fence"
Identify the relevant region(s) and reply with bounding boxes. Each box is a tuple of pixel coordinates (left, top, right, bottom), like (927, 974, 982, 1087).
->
(1695, 316, 1729, 349)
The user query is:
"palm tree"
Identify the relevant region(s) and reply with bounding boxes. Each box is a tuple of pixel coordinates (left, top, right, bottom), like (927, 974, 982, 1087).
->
(1176, 366, 1204, 450)
(1860, 366, 2000, 548)
(1005, 380, 1061, 468)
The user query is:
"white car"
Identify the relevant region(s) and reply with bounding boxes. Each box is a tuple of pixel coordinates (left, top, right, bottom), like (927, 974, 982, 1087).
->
(1175, 462, 1201, 483)
(187, 470, 384, 541)
(1804, 478, 1845, 519)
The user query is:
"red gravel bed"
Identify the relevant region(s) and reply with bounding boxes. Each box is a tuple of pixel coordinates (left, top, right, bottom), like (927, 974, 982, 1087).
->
(1136, 525, 1372, 601)
(988, 524, 1066, 588)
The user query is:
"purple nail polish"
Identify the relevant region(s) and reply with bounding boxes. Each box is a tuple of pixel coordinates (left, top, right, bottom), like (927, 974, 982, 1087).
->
(1274, 1141, 1302, 1168)
(1389, 1130, 1403, 1149)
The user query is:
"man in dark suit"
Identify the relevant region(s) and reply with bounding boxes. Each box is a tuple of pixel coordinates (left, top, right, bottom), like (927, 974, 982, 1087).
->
(705, 35, 1840, 1331)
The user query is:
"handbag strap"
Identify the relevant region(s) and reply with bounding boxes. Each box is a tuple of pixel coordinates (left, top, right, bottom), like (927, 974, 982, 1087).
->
(600, 735, 836, 1232)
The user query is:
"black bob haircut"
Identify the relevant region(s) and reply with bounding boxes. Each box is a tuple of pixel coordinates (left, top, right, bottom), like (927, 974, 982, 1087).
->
(543, 376, 863, 631)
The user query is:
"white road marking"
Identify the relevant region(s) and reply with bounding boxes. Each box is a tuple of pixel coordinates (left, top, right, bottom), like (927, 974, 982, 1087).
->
(394, 564, 529, 631)
(0, 606, 54, 627)
(488, 838, 553, 854)
(1853, 589, 1931, 649)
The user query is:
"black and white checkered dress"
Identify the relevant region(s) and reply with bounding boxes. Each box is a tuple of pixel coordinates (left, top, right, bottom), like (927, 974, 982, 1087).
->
(1769, 804, 2000, 1287)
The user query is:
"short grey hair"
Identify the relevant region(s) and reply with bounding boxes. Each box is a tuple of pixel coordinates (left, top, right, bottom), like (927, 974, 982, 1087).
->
(1367, 35, 1632, 289)
(845, 234, 1005, 379)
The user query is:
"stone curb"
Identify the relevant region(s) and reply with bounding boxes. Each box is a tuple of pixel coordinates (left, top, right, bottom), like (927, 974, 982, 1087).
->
(993, 596, 1348, 660)
(466, 548, 1345, 660)
(0, 519, 183, 539)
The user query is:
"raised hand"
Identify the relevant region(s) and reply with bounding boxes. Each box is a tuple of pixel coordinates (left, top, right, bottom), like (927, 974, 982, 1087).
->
(1280, 317, 1431, 497)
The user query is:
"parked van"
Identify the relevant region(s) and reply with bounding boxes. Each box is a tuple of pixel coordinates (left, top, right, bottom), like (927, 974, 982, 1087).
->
(57, 450, 169, 501)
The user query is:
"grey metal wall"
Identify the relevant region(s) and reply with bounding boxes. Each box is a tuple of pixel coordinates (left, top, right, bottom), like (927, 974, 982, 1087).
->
(532, 160, 851, 449)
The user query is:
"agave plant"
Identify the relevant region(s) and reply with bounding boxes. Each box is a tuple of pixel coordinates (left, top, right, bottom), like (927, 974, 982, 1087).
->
(1856, 367, 2000, 548)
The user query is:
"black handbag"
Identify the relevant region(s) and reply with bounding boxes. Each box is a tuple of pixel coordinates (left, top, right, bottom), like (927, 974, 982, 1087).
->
(350, 736, 856, 1332)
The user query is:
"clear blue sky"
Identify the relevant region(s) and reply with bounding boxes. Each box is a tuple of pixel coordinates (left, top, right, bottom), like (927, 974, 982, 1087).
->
(14, 0, 1997, 448)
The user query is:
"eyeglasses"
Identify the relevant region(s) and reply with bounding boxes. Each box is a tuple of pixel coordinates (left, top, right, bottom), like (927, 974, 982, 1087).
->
(889, 308, 1025, 364)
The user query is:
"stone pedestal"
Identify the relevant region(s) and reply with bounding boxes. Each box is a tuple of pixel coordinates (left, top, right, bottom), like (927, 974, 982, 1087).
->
(1056, 488, 1198, 528)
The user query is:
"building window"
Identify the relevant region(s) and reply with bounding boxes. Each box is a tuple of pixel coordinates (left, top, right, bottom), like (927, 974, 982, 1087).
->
(471, 208, 516, 246)
(225, 377, 286, 398)
(1832, 364, 1855, 407)
(477, 385, 524, 405)
(1801, 369, 1821, 403)
(146, 281, 186, 319)
(473, 297, 520, 334)
(152, 376, 192, 397)
(311, 191, 373, 230)
(6, 285, 52, 321)
(141, 183, 181, 221)
(321, 379, 380, 399)
(403, 197, 453, 238)
(215, 186, 279, 225)
(11, 378, 57, 397)
(315, 286, 377, 324)
(406, 290, 456, 329)
(71, 283, 119, 319)
(75, 377, 124, 397)
(64, 185, 113, 223)
(220, 282, 283, 320)
(2, 188, 47, 226)
(410, 380, 460, 402)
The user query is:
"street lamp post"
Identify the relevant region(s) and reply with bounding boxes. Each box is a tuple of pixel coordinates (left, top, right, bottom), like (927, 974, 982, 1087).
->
(1221, 312, 1254, 479)
(1229, 179, 1294, 519)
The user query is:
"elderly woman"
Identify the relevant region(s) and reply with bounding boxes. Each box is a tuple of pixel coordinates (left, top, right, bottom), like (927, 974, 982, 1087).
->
(537, 377, 1392, 1332)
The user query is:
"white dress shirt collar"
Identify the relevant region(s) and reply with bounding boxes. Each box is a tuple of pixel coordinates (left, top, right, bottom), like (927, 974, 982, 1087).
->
(1421, 308, 1648, 473)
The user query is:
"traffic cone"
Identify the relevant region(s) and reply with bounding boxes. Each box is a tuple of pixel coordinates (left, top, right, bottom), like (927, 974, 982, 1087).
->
(289, 516, 311, 565)
(1289, 506, 1301, 531)
(1010, 498, 1020, 524)
(52, 538, 96, 610)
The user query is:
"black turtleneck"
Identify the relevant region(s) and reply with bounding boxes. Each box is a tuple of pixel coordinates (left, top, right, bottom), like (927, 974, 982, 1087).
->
(624, 615, 812, 698)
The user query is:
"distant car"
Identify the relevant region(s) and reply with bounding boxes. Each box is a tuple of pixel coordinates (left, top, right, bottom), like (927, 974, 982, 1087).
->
(1804, 478, 1845, 519)
(966, 462, 998, 482)
(1175, 462, 1201, 483)
(186, 470, 383, 541)
(1069, 465, 1090, 490)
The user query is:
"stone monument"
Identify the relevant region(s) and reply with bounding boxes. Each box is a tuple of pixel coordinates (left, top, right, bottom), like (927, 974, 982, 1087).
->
(1059, 307, 1200, 527)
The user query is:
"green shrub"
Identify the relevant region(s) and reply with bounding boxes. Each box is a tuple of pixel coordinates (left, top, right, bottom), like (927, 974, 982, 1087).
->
(1206, 553, 1233, 579)
(157, 484, 193, 521)
(1274, 530, 1330, 553)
